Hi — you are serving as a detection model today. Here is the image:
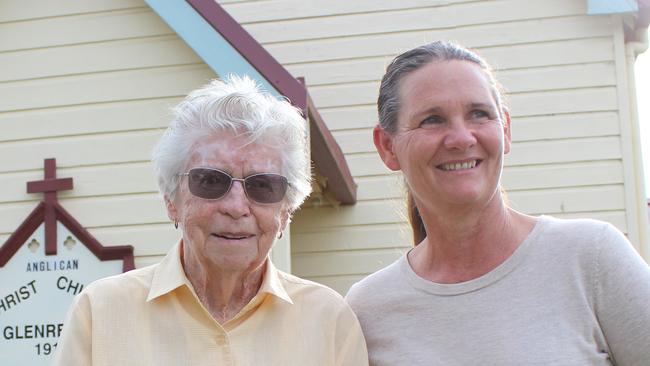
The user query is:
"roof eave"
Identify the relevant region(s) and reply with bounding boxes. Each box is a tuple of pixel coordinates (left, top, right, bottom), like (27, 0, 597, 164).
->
(186, 0, 359, 204)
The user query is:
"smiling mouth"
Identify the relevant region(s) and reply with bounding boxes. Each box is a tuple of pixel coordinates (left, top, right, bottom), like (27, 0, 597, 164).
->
(212, 233, 254, 240)
(438, 160, 481, 171)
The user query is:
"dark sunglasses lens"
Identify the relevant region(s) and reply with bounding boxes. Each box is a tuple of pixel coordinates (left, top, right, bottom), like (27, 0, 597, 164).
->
(245, 174, 288, 203)
(188, 169, 231, 199)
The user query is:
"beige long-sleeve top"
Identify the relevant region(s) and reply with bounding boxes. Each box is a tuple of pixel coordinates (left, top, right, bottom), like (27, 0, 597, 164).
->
(347, 216, 650, 366)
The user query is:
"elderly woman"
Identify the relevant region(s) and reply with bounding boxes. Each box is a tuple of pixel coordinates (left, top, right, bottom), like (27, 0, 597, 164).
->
(345, 41, 650, 365)
(54, 76, 368, 365)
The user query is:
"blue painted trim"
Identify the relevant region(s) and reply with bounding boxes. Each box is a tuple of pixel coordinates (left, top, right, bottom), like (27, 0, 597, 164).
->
(144, 0, 280, 97)
(587, 0, 638, 15)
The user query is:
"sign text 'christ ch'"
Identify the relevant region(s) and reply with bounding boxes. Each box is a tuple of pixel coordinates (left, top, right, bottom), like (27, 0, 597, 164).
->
(0, 158, 134, 365)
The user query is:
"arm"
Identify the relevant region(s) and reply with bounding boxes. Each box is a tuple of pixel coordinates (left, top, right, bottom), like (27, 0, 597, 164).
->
(335, 303, 369, 366)
(52, 292, 92, 366)
(594, 224, 650, 366)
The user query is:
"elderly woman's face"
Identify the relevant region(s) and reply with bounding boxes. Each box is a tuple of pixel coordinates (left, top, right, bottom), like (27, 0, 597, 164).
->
(383, 60, 511, 210)
(167, 131, 290, 274)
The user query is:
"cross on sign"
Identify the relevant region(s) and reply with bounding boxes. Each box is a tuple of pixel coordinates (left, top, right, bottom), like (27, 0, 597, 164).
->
(26, 159, 73, 256)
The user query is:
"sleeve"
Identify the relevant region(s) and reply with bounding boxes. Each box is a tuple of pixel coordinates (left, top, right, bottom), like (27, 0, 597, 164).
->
(334, 302, 369, 366)
(593, 224, 650, 366)
(52, 292, 93, 366)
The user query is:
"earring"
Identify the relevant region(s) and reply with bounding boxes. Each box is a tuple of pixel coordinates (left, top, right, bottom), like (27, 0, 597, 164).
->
(277, 231, 283, 239)
(174, 220, 178, 229)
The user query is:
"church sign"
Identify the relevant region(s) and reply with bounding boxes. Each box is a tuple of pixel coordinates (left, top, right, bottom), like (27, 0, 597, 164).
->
(0, 159, 134, 365)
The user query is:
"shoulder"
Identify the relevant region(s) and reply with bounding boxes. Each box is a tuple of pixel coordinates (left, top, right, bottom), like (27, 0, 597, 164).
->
(532, 215, 624, 256)
(80, 264, 156, 304)
(536, 215, 614, 241)
(275, 270, 364, 328)
(528, 216, 641, 282)
(277, 270, 345, 305)
(345, 256, 404, 312)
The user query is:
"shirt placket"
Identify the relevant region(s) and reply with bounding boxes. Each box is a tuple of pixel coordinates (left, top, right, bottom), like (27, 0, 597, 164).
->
(215, 329, 235, 366)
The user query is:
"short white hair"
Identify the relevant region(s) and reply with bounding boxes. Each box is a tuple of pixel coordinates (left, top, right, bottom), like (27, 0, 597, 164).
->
(151, 75, 312, 211)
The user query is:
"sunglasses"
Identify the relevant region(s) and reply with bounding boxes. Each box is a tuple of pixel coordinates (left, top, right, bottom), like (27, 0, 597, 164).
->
(178, 168, 289, 204)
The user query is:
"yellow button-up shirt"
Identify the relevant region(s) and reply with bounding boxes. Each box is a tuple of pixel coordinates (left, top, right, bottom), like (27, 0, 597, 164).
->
(53, 243, 368, 365)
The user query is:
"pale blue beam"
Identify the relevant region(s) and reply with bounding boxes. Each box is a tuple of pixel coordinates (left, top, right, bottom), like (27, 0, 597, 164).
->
(587, 0, 639, 14)
(145, 0, 280, 97)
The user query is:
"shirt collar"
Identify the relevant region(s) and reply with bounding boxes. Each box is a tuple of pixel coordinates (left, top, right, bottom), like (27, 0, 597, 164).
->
(147, 241, 189, 302)
(259, 258, 293, 305)
(147, 241, 293, 305)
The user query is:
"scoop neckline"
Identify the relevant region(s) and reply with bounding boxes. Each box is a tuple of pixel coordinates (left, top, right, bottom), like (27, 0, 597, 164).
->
(400, 215, 548, 296)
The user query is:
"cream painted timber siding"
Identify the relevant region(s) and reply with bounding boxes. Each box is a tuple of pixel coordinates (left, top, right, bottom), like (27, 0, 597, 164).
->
(2, 0, 648, 296)
(0, 1, 217, 268)
(219, 0, 649, 294)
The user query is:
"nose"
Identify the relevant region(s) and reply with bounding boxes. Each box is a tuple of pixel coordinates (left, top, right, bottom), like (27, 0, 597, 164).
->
(218, 180, 251, 219)
(443, 119, 477, 150)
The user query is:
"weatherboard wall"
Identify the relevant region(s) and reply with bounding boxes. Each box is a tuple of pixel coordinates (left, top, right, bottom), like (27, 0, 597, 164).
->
(0, 0, 646, 296)
(218, 0, 645, 294)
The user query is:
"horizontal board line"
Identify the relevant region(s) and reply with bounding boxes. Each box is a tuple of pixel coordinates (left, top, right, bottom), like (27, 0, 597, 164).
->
(0, 33, 180, 56)
(343, 151, 379, 158)
(133, 254, 166, 259)
(261, 20, 608, 50)
(258, 12, 591, 47)
(497, 61, 616, 73)
(0, 94, 187, 114)
(0, 62, 206, 84)
(292, 56, 614, 73)
(310, 82, 616, 96)
(527, 208, 625, 216)
(0, 32, 176, 54)
(351, 175, 401, 182)
(317, 103, 376, 112)
(315, 97, 618, 115)
(0, 190, 161, 206)
(0, 159, 153, 175)
(0, 127, 166, 144)
(331, 128, 377, 135)
(331, 134, 622, 146)
(504, 84, 616, 97)
(0, 96, 181, 121)
(77, 221, 172, 231)
(272, 35, 614, 70)
(234, 2, 470, 26)
(0, 5, 150, 26)
(306, 72, 616, 91)
(0, 62, 207, 86)
(292, 222, 406, 234)
(509, 109, 619, 119)
(510, 133, 620, 144)
(505, 183, 624, 193)
(505, 159, 622, 168)
(504, 159, 622, 170)
(293, 246, 408, 256)
(0, 221, 173, 237)
(287, 37, 612, 71)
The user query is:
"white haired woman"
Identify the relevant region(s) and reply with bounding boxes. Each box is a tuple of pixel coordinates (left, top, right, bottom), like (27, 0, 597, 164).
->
(54, 76, 368, 365)
(345, 41, 650, 365)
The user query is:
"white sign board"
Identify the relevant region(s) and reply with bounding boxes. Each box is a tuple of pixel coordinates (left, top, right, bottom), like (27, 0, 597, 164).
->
(0, 222, 124, 366)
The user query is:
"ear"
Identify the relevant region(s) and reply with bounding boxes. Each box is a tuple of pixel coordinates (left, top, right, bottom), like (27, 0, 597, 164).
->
(501, 108, 512, 154)
(278, 205, 292, 232)
(373, 125, 401, 171)
(164, 195, 179, 222)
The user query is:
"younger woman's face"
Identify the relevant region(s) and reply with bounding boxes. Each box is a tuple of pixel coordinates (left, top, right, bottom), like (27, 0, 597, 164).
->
(377, 60, 511, 212)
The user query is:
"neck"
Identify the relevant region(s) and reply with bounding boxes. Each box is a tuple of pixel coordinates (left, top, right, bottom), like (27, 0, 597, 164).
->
(181, 245, 265, 324)
(410, 193, 535, 283)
